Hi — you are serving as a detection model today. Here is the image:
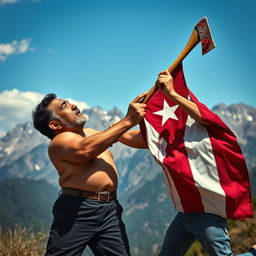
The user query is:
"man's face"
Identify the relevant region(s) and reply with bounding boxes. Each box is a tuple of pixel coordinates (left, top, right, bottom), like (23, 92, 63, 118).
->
(47, 98, 88, 129)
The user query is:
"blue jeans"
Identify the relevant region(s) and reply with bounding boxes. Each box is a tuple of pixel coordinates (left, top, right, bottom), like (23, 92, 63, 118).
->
(159, 212, 255, 256)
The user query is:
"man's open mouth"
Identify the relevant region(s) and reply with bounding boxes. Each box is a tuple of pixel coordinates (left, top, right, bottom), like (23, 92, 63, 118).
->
(75, 109, 81, 116)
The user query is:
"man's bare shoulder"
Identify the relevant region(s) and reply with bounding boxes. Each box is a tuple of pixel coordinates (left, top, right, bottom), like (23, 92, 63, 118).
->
(48, 132, 82, 154)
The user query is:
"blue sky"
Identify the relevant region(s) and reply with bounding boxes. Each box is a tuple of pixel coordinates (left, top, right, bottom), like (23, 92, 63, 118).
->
(0, 0, 255, 134)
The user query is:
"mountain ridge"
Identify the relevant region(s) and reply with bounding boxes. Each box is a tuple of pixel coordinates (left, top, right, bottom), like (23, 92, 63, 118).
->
(0, 102, 255, 186)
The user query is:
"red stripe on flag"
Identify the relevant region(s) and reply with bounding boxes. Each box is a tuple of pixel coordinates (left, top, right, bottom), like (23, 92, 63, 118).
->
(189, 91, 254, 219)
(163, 153, 205, 212)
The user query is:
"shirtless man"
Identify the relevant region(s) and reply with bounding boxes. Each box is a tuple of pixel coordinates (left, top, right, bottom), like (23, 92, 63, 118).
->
(32, 92, 147, 256)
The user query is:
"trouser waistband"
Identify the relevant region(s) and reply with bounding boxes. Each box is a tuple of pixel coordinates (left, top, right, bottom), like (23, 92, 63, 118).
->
(61, 188, 117, 202)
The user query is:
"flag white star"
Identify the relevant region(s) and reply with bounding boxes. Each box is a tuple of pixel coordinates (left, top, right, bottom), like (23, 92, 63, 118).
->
(153, 100, 178, 126)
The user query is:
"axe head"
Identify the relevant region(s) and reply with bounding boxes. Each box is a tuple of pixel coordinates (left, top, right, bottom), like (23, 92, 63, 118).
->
(195, 17, 216, 55)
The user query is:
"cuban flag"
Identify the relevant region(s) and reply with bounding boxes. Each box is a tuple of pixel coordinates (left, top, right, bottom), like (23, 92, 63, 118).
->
(140, 65, 253, 219)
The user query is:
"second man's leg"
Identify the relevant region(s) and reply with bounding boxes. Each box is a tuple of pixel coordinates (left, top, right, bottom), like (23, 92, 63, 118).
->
(159, 212, 196, 256)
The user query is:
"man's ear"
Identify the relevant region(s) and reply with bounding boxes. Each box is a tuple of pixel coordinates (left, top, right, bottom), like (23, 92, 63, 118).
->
(48, 120, 62, 131)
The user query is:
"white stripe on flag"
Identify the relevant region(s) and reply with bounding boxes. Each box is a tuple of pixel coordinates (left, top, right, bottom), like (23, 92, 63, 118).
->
(163, 165, 184, 212)
(144, 119, 166, 163)
(144, 119, 184, 212)
(184, 116, 227, 217)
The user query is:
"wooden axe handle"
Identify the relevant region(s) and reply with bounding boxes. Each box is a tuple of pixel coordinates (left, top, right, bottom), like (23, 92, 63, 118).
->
(142, 28, 200, 103)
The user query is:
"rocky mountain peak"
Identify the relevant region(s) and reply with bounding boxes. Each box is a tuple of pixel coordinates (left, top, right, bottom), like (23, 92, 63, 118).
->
(213, 103, 256, 124)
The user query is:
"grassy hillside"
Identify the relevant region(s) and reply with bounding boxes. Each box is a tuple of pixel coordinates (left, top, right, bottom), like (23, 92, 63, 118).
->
(0, 178, 59, 233)
(0, 177, 255, 256)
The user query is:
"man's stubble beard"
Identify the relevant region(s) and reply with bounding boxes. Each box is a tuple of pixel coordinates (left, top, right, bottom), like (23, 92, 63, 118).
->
(62, 113, 89, 128)
(76, 113, 89, 126)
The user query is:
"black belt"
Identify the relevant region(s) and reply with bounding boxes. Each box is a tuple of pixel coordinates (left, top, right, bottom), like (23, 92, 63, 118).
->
(61, 188, 117, 202)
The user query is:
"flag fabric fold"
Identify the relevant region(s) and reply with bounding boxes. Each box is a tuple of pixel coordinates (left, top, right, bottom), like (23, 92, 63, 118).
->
(140, 65, 253, 219)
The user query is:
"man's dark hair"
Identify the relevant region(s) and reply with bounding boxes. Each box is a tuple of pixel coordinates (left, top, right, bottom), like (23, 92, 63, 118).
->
(32, 93, 58, 139)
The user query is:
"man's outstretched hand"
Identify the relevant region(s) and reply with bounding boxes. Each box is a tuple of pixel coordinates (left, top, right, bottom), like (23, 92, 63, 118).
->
(125, 92, 148, 126)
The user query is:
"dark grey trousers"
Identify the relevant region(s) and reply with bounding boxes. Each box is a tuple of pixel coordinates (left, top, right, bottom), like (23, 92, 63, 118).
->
(45, 195, 131, 256)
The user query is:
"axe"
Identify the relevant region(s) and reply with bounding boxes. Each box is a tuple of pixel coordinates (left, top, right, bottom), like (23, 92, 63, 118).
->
(142, 17, 216, 103)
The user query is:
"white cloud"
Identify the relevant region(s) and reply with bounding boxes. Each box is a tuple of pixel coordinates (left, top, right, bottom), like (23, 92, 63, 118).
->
(0, 89, 44, 131)
(0, 89, 90, 134)
(0, 38, 32, 61)
(0, 0, 19, 5)
(0, 0, 41, 6)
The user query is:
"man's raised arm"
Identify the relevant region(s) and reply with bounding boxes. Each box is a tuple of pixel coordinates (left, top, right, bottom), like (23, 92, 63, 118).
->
(156, 70, 211, 126)
(118, 129, 148, 149)
(49, 93, 147, 163)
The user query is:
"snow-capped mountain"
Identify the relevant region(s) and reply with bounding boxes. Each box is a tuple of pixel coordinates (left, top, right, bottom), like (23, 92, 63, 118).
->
(0, 122, 47, 169)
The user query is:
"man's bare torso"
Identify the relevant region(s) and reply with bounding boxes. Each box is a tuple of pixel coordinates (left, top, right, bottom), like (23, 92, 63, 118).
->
(48, 128, 118, 192)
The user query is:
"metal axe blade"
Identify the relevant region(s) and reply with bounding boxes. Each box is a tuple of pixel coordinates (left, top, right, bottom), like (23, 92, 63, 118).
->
(142, 17, 216, 103)
(195, 17, 216, 55)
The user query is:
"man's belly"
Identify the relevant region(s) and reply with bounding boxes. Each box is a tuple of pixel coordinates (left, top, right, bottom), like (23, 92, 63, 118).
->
(58, 152, 118, 192)
(60, 168, 118, 192)
(55, 150, 118, 192)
